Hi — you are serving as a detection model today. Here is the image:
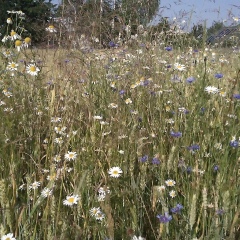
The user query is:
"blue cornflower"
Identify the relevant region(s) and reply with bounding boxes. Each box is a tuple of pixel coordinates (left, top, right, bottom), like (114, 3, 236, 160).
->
(166, 64, 172, 69)
(186, 76, 196, 84)
(215, 73, 223, 79)
(213, 165, 219, 172)
(165, 46, 172, 51)
(109, 41, 116, 48)
(233, 94, 240, 99)
(156, 212, 172, 223)
(139, 155, 148, 163)
(187, 144, 200, 151)
(170, 131, 182, 138)
(230, 140, 239, 148)
(152, 157, 160, 164)
(171, 204, 183, 214)
(186, 166, 192, 174)
(140, 79, 150, 86)
(216, 209, 225, 215)
(119, 90, 125, 95)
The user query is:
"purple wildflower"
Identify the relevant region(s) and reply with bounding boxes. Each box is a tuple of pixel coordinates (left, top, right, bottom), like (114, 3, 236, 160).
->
(186, 76, 196, 84)
(156, 212, 172, 223)
(230, 140, 239, 148)
(216, 209, 225, 215)
(213, 165, 219, 172)
(152, 157, 160, 164)
(233, 94, 240, 99)
(187, 144, 200, 151)
(109, 41, 116, 48)
(119, 90, 125, 95)
(171, 204, 183, 214)
(170, 131, 182, 138)
(165, 46, 172, 51)
(139, 155, 148, 163)
(215, 73, 223, 79)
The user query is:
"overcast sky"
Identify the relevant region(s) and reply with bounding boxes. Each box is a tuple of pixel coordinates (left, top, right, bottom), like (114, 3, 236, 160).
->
(52, 0, 240, 28)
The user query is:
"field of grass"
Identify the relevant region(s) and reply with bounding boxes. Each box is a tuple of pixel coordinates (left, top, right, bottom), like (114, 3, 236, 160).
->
(0, 17, 240, 240)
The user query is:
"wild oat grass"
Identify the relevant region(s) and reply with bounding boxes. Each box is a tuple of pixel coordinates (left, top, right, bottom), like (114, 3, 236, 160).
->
(0, 11, 240, 240)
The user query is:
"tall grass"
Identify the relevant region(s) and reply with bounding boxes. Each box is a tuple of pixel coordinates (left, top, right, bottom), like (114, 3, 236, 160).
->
(0, 11, 240, 240)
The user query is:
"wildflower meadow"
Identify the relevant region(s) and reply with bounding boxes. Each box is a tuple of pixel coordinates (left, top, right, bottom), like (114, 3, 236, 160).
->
(0, 9, 240, 240)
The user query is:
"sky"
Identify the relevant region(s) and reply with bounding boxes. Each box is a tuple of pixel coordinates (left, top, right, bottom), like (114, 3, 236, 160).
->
(52, 0, 240, 28)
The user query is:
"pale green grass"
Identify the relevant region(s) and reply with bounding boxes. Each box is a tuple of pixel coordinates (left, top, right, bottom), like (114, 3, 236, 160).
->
(0, 42, 240, 240)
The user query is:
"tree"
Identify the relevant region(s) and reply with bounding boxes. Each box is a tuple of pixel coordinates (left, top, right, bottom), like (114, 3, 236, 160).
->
(0, 0, 57, 43)
(207, 21, 224, 36)
(56, 0, 160, 46)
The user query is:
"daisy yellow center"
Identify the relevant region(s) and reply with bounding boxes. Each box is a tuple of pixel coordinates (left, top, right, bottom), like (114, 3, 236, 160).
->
(11, 31, 16, 36)
(92, 209, 98, 214)
(15, 40, 22, 46)
(6, 238, 11, 240)
(29, 66, 36, 72)
(68, 197, 75, 203)
(112, 170, 119, 175)
(168, 182, 174, 186)
(25, 37, 31, 43)
(11, 63, 16, 68)
(49, 25, 55, 29)
(69, 153, 74, 158)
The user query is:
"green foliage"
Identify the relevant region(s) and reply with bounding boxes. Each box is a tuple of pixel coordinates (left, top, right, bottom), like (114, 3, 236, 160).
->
(58, 0, 160, 46)
(0, 0, 57, 43)
(207, 21, 225, 36)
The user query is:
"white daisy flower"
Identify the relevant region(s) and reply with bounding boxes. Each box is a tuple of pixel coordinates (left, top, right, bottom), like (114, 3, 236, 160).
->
(108, 166, 123, 178)
(64, 151, 77, 161)
(205, 86, 219, 94)
(132, 236, 146, 240)
(2, 36, 9, 43)
(46, 25, 57, 33)
(54, 137, 63, 145)
(29, 181, 41, 190)
(6, 62, 18, 71)
(54, 126, 67, 135)
(26, 63, 40, 76)
(90, 207, 101, 217)
(95, 211, 105, 221)
(125, 98, 132, 104)
(165, 179, 176, 187)
(53, 155, 61, 163)
(15, 40, 22, 51)
(174, 63, 186, 71)
(1, 233, 16, 240)
(2, 49, 13, 58)
(41, 187, 53, 198)
(63, 195, 80, 206)
(51, 117, 62, 122)
(23, 37, 31, 48)
(169, 190, 177, 198)
(93, 115, 103, 120)
(10, 30, 21, 40)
